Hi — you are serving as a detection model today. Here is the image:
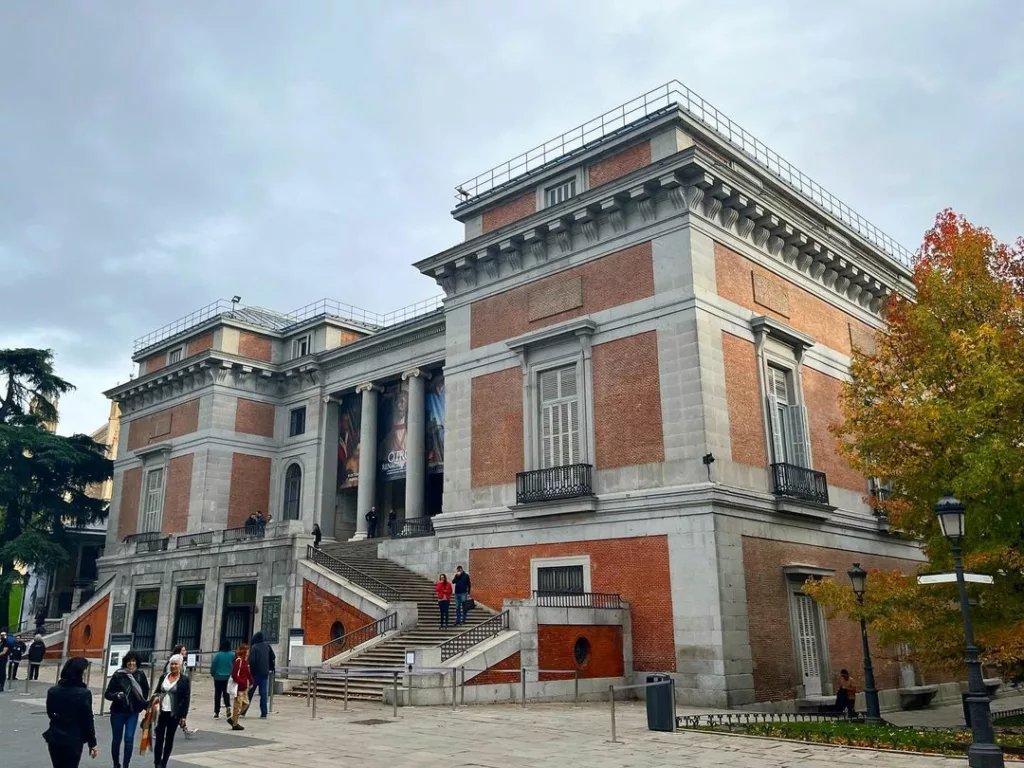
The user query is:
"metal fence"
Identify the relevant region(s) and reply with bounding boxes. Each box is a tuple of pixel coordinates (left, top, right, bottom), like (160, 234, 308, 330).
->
(439, 611, 510, 662)
(324, 613, 397, 663)
(532, 591, 623, 609)
(306, 545, 402, 602)
(677, 711, 846, 730)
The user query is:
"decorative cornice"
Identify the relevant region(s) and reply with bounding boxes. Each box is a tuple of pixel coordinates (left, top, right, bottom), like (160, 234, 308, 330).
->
(750, 315, 816, 352)
(355, 382, 383, 394)
(505, 317, 598, 354)
(401, 368, 432, 381)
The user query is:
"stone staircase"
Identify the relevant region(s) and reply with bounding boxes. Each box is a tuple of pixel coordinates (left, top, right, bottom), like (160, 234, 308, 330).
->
(296, 540, 495, 701)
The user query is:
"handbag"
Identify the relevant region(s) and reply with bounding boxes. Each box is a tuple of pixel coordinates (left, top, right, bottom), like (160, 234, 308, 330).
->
(227, 677, 239, 698)
(465, 598, 476, 611)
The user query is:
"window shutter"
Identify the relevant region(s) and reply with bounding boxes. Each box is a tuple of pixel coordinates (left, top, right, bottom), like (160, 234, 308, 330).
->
(540, 370, 560, 403)
(568, 399, 580, 464)
(560, 367, 577, 399)
(787, 405, 810, 468)
(767, 395, 785, 464)
(541, 405, 553, 469)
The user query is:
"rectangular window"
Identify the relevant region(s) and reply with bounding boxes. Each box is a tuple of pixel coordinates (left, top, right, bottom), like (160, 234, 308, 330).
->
(537, 565, 585, 594)
(291, 335, 311, 359)
(791, 589, 826, 696)
(168, 346, 184, 365)
(539, 365, 580, 469)
(766, 365, 809, 468)
(869, 477, 893, 502)
(140, 467, 164, 533)
(289, 406, 306, 437)
(544, 178, 576, 207)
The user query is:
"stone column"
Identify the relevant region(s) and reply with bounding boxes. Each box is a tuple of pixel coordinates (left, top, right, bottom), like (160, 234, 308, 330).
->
(402, 370, 429, 520)
(318, 398, 340, 539)
(352, 383, 380, 541)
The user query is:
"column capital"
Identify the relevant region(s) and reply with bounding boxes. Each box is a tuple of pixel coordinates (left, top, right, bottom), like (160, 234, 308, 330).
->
(401, 368, 432, 382)
(355, 382, 383, 394)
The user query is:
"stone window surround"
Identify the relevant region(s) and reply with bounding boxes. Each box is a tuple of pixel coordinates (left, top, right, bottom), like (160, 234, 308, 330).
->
(135, 444, 171, 535)
(506, 318, 598, 472)
(281, 459, 303, 521)
(530, 555, 593, 594)
(538, 168, 586, 211)
(783, 564, 834, 698)
(291, 333, 312, 360)
(167, 345, 185, 365)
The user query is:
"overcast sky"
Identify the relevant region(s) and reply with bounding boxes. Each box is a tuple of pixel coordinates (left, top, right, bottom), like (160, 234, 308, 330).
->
(1, 1, 1020, 437)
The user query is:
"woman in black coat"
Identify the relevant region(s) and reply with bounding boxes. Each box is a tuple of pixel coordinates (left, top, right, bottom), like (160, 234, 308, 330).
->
(104, 651, 149, 768)
(150, 654, 191, 768)
(28, 634, 47, 680)
(44, 657, 98, 768)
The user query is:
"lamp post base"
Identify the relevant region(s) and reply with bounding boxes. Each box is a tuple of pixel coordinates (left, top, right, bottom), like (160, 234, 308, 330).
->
(968, 742, 1005, 768)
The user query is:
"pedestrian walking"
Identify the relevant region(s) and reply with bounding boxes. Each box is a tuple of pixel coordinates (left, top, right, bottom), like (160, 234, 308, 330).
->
(311, 523, 322, 549)
(43, 657, 98, 768)
(227, 644, 253, 731)
(10, 635, 26, 680)
(209, 640, 234, 719)
(435, 574, 452, 629)
(0, 631, 9, 691)
(29, 633, 47, 680)
(150, 654, 191, 768)
(834, 669, 857, 716)
(164, 645, 198, 738)
(246, 632, 275, 718)
(104, 651, 149, 768)
(452, 565, 472, 626)
(365, 506, 378, 538)
(388, 509, 398, 538)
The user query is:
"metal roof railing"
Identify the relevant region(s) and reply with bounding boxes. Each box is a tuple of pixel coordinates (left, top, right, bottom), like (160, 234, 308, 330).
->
(455, 80, 914, 269)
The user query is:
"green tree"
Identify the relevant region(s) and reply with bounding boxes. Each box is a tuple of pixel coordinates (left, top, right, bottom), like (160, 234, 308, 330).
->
(806, 210, 1024, 672)
(0, 349, 112, 629)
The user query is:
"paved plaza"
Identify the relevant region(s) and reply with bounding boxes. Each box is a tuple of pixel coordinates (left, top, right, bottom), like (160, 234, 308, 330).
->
(7, 670, 1024, 767)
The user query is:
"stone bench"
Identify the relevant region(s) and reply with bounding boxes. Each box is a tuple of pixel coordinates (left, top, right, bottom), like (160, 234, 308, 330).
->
(898, 685, 939, 710)
(984, 678, 1004, 697)
(796, 695, 842, 715)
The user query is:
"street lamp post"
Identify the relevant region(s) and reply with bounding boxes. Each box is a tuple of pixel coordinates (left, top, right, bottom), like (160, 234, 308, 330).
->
(848, 563, 882, 724)
(935, 494, 1004, 768)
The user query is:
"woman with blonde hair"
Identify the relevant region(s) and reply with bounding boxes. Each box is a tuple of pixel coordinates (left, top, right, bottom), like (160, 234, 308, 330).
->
(227, 643, 253, 731)
(150, 654, 190, 768)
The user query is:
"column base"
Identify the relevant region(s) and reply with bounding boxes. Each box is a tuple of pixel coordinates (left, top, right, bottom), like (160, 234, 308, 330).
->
(348, 532, 369, 542)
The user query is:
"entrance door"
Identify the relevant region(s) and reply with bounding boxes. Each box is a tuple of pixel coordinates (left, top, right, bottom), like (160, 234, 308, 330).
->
(173, 586, 204, 651)
(220, 583, 256, 650)
(132, 589, 160, 663)
(793, 593, 824, 696)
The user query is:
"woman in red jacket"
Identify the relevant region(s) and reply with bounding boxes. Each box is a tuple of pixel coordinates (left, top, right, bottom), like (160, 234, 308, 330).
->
(228, 644, 253, 731)
(435, 574, 453, 629)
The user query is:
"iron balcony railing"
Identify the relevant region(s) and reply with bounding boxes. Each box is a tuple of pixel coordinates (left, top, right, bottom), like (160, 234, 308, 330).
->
(177, 531, 214, 548)
(516, 463, 593, 504)
(124, 531, 163, 545)
(305, 546, 402, 603)
(392, 518, 435, 539)
(223, 524, 269, 543)
(324, 613, 398, 663)
(532, 591, 623, 609)
(137, 536, 170, 554)
(440, 610, 510, 662)
(771, 463, 830, 506)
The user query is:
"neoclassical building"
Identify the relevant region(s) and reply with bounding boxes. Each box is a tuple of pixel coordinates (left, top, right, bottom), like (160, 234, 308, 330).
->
(72, 82, 933, 708)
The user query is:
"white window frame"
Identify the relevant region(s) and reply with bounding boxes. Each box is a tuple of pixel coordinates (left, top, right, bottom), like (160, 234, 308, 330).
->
(167, 346, 184, 365)
(291, 334, 311, 360)
(752, 317, 814, 470)
(537, 364, 582, 469)
(530, 555, 592, 594)
(536, 169, 586, 210)
(140, 466, 166, 533)
(784, 572, 832, 697)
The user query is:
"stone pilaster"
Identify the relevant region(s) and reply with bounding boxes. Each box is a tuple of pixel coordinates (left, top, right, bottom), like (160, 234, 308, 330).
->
(319, 398, 340, 538)
(352, 383, 381, 541)
(402, 370, 430, 520)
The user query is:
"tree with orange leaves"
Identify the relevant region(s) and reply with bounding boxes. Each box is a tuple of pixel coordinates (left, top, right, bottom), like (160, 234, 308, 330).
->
(805, 210, 1024, 673)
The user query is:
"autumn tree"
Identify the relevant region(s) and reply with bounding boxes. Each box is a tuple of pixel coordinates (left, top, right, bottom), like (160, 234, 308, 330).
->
(0, 349, 112, 628)
(806, 210, 1024, 672)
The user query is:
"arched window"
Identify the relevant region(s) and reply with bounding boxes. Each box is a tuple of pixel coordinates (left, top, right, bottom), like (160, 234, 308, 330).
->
(283, 464, 302, 520)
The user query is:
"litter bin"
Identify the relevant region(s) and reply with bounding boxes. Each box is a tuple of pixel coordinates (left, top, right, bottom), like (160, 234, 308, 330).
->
(646, 673, 674, 732)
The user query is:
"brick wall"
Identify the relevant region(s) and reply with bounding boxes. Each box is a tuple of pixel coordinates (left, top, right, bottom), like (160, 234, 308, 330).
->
(588, 142, 652, 188)
(802, 368, 864, 493)
(471, 241, 655, 348)
(188, 332, 214, 355)
(67, 595, 109, 658)
(722, 332, 768, 467)
(481, 190, 536, 234)
(140, 352, 166, 377)
(538, 625, 624, 680)
(139, 331, 215, 375)
(161, 454, 194, 534)
(125, 399, 200, 452)
(742, 537, 922, 702)
(301, 580, 375, 646)
(471, 368, 523, 488)
(592, 331, 664, 469)
(235, 398, 275, 438)
(117, 467, 143, 539)
(714, 242, 876, 357)
(228, 453, 271, 528)
(467, 651, 521, 686)
(470, 536, 675, 671)
(238, 331, 273, 362)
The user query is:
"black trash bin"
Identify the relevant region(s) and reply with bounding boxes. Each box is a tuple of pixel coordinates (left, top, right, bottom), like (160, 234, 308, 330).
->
(646, 673, 674, 732)
(962, 692, 972, 728)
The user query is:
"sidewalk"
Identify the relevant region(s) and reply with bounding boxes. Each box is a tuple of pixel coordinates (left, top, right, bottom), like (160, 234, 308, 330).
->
(885, 693, 1024, 729)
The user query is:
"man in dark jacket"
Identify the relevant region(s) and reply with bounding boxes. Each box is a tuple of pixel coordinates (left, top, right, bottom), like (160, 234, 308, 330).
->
(28, 634, 46, 680)
(45, 657, 98, 765)
(245, 632, 276, 718)
(0, 632, 8, 691)
(452, 565, 472, 626)
(365, 506, 378, 538)
(9, 636, 26, 680)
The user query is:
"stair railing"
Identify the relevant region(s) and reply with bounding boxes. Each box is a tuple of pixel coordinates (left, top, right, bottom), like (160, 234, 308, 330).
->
(439, 610, 510, 662)
(306, 545, 401, 602)
(324, 613, 398, 663)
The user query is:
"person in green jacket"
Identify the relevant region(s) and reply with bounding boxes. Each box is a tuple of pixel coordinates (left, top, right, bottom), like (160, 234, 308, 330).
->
(209, 640, 235, 719)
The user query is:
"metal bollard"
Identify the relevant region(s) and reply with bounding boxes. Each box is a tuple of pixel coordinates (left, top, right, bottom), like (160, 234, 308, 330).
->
(306, 667, 311, 708)
(609, 685, 617, 743)
(392, 672, 398, 718)
(460, 666, 465, 705)
(451, 669, 457, 711)
(343, 668, 349, 711)
(84, 659, 91, 688)
(99, 647, 111, 717)
(520, 668, 527, 708)
(311, 672, 318, 720)
(670, 678, 677, 731)
(268, 670, 275, 715)
(574, 668, 579, 707)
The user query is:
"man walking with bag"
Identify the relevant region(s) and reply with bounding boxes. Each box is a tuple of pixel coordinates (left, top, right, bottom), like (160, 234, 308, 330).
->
(452, 565, 472, 626)
(245, 632, 275, 719)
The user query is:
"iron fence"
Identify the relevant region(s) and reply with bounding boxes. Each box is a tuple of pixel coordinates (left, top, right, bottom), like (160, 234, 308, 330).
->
(136, 537, 169, 554)
(177, 531, 214, 548)
(532, 591, 623, 609)
(516, 463, 593, 504)
(392, 518, 435, 539)
(223, 525, 266, 543)
(771, 463, 830, 505)
(124, 531, 163, 545)
(324, 613, 398, 663)
(677, 711, 847, 729)
(440, 610, 510, 662)
(305, 545, 401, 602)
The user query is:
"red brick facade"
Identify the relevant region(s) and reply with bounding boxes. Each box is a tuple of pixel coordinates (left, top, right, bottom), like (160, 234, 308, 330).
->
(592, 331, 664, 469)
(470, 536, 675, 671)
(189, 331, 214, 355)
(117, 467, 142, 540)
(235, 398, 275, 438)
(742, 536, 922, 702)
(467, 651, 522, 686)
(588, 142, 652, 188)
(161, 454, 194, 534)
(470, 242, 655, 349)
(471, 368, 523, 488)
(125, 399, 200, 452)
(227, 453, 271, 527)
(481, 190, 536, 234)
(722, 332, 768, 467)
(238, 331, 273, 362)
(301, 580, 375, 646)
(67, 595, 109, 658)
(802, 368, 865, 493)
(538, 624, 624, 680)
(714, 242, 876, 357)
(140, 331, 216, 375)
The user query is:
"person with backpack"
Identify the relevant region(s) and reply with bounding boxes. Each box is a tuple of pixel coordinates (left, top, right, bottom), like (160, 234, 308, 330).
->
(245, 632, 275, 718)
(209, 640, 235, 719)
(28, 634, 47, 680)
(104, 651, 149, 768)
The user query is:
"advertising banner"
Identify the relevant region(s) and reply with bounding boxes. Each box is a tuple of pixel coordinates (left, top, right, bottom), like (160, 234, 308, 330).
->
(337, 393, 362, 488)
(426, 370, 445, 474)
(378, 380, 409, 480)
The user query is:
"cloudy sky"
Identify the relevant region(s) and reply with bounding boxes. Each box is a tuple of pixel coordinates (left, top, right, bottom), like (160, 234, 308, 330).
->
(1, 1, 1020, 436)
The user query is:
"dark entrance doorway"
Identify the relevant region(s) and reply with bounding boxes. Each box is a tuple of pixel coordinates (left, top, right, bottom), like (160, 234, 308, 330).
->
(132, 589, 160, 662)
(220, 583, 256, 650)
(173, 586, 204, 651)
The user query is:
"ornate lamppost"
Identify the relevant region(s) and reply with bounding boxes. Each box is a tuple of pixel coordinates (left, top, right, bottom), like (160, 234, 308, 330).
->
(847, 563, 882, 724)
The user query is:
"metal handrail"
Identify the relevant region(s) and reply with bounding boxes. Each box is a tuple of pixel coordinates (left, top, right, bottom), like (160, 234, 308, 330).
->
(532, 591, 623, 609)
(324, 613, 398, 663)
(392, 517, 435, 539)
(177, 531, 214, 547)
(439, 611, 510, 662)
(223, 524, 268, 543)
(136, 537, 169, 554)
(454, 80, 913, 270)
(124, 531, 163, 545)
(305, 546, 401, 602)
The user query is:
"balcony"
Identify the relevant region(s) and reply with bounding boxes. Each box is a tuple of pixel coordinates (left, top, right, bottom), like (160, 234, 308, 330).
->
(771, 463, 830, 506)
(516, 463, 594, 505)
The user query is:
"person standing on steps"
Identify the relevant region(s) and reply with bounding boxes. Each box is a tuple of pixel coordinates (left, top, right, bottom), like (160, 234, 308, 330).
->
(104, 651, 149, 768)
(435, 574, 452, 629)
(452, 565, 472, 626)
(209, 640, 235, 719)
(150, 654, 190, 768)
(245, 632, 275, 719)
(311, 522, 322, 549)
(227, 644, 252, 730)
(365, 506, 378, 538)
(43, 657, 98, 767)
(29, 633, 47, 680)
(388, 509, 398, 538)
